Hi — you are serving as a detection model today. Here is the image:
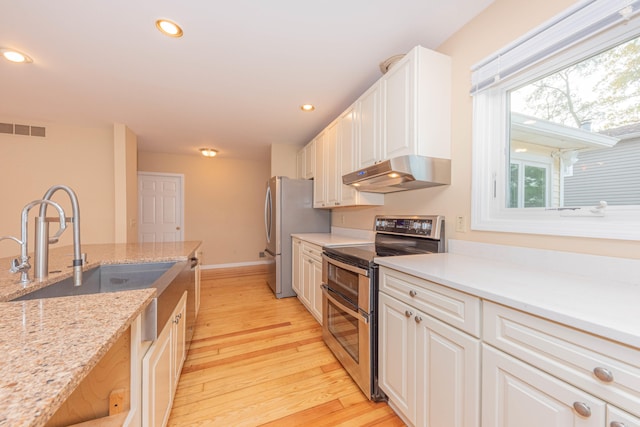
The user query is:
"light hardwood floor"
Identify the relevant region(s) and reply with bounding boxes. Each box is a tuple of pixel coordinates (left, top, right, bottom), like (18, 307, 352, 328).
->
(167, 267, 405, 427)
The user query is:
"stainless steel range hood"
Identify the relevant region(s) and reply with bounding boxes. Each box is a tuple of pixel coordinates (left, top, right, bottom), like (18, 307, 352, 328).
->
(342, 155, 451, 193)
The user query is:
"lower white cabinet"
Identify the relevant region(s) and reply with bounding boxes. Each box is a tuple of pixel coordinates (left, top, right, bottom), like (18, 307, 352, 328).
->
(142, 291, 187, 427)
(482, 344, 606, 426)
(292, 239, 323, 324)
(378, 291, 480, 427)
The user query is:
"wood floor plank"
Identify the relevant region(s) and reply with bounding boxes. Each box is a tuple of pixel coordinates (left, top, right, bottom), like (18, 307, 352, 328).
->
(167, 272, 405, 426)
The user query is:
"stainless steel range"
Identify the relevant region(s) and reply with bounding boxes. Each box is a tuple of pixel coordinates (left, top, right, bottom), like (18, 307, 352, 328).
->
(321, 215, 445, 401)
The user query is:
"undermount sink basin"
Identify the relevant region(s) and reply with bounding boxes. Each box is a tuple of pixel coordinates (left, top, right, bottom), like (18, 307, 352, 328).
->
(13, 262, 177, 301)
(11, 261, 191, 342)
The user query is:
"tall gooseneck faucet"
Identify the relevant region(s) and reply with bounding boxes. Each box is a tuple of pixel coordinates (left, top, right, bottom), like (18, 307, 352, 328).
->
(37, 185, 83, 286)
(5, 200, 67, 284)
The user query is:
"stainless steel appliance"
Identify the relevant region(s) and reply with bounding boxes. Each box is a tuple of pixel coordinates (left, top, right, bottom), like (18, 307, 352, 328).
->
(264, 176, 331, 298)
(321, 215, 445, 400)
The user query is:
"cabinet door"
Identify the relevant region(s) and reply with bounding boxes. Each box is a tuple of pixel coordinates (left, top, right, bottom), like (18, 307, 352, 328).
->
(324, 123, 339, 207)
(292, 238, 302, 295)
(311, 257, 323, 324)
(313, 134, 326, 207)
(416, 313, 480, 427)
(383, 52, 415, 160)
(378, 292, 416, 425)
(304, 140, 315, 179)
(142, 317, 173, 427)
(338, 105, 358, 206)
(300, 253, 313, 308)
(608, 406, 640, 427)
(482, 345, 606, 427)
(173, 293, 187, 384)
(296, 148, 305, 179)
(357, 82, 382, 168)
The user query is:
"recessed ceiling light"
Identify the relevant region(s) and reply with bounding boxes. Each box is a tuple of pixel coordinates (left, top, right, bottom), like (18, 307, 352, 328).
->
(300, 104, 315, 112)
(0, 48, 33, 63)
(200, 148, 218, 157)
(155, 19, 183, 37)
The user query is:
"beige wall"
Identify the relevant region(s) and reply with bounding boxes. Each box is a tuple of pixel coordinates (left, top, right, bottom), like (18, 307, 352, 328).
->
(137, 152, 271, 266)
(113, 123, 138, 243)
(270, 144, 298, 178)
(334, 0, 640, 260)
(0, 121, 116, 258)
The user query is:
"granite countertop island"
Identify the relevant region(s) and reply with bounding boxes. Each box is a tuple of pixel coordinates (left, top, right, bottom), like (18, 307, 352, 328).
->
(0, 241, 201, 427)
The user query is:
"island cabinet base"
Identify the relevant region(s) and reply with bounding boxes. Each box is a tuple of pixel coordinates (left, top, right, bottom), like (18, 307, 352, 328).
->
(45, 326, 132, 427)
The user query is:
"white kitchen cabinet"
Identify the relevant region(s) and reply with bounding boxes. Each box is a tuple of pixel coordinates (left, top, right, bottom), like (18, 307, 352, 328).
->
(482, 344, 606, 427)
(142, 291, 187, 427)
(313, 133, 327, 208)
(295, 241, 323, 324)
(379, 285, 480, 427)
(292, 237, 303, 295)
(357, 45, 451, 168)
(357, 81, 383, 169)
(324, 122, 339, 207)
(296, 148, 305, 179)
(608, 406, 640, 427)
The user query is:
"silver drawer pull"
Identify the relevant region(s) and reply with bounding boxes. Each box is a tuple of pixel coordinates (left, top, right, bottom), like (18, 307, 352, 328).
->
(409, 290, 417, 297)
(573, 402, 591, 417)
(610, 422, 626, 427)
(593, 367, 614, 382)
(415, 316, 423, 324)
(404, 310, 413, 318)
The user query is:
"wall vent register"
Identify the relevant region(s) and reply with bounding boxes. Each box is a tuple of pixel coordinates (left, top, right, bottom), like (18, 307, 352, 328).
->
(0, 122, 46, 137)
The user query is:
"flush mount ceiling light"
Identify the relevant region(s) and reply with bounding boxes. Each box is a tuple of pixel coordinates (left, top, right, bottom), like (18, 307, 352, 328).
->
(155, 19, 183, 37)
(0, 48, 33, 63)
(200, 148, 218, 157)
(300, 104, 315, 112)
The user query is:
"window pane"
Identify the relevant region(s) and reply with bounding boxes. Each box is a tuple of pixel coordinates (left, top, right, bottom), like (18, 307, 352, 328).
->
(524, 165, 546, 207)
(508, 35, 640, 208)
(509, 163, 519, 208)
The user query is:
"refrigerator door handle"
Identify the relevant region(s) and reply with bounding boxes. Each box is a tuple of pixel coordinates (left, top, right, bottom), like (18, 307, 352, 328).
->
(264, 185, 272, 244)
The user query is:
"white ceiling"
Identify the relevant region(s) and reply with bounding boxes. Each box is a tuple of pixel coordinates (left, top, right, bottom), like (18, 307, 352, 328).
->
(1, 0, 493, 160)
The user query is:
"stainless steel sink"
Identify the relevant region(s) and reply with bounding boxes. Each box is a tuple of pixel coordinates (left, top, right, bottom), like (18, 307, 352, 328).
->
(13, 262, 177, 300)
(12, 261, 191, 342)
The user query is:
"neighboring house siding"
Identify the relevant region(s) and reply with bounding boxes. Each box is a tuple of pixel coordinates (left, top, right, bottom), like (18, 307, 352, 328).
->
(564, 139, 640, 206)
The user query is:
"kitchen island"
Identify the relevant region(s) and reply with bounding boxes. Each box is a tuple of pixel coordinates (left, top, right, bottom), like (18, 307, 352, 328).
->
(0, 241, 201, 427)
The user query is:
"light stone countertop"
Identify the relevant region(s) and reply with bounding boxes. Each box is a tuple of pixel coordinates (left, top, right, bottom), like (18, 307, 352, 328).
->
(291, 233, 373, 247)
(375, 252, 640, 349)
(0, 241, 201, 427)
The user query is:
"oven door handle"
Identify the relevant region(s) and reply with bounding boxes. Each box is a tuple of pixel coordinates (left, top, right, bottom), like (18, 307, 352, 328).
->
(321, 284, 370, 324)
(322, 254, 369, 277)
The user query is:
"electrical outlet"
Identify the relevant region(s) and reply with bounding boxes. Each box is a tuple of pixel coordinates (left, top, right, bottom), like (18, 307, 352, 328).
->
(455, 216, 466, 232)
(259, 251, 265, 258)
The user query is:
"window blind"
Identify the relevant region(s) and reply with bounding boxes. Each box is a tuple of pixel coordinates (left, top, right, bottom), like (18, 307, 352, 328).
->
(470, 0, 640, 94)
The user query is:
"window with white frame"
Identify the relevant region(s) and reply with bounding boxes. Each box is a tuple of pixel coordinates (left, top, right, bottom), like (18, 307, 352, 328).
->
(471, 0, 640, 240)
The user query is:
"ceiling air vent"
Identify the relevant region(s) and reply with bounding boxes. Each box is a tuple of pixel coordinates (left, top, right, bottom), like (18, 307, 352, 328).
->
(0, 122, 46, 137)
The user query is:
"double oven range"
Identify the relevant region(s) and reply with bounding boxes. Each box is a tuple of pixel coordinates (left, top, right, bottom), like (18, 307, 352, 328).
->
(321, 215, 445, 401)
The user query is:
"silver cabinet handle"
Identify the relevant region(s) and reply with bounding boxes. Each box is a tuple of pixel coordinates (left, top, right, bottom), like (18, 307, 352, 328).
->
(610, 422, 626, 427)
(415, 316, 423, 324)
(573, 402, 591, 417)
(593, 367, 614, 382)
(409, 290, 417, 297)
(404, 310, 413, 318)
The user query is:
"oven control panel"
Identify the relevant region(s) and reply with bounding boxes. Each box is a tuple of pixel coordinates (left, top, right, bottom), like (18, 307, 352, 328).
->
(374, 215, 443, 239)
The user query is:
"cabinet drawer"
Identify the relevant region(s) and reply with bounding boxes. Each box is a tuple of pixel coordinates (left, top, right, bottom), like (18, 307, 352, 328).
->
(484, 301, 640, 417)
(301, 242, 322, 261)
(608, 406, 640, 427)
(379, 267, 480, 337)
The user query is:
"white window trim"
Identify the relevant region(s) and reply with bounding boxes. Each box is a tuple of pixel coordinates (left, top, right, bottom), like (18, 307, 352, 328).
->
(471, 0, 640, 241)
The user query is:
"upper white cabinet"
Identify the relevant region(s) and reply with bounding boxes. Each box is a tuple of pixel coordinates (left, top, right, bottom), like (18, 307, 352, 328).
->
(357, 45, 451, 169)
(297, 140, 316, 179)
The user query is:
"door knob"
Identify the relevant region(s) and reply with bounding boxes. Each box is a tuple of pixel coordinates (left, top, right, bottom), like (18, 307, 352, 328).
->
(176, 226, 181, 230)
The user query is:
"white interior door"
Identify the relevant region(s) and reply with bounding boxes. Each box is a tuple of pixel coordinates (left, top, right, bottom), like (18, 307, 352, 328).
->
(138, 173, 184, 243)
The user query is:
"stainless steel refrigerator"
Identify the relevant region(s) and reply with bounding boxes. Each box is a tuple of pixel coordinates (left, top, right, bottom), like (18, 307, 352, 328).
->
(264, 176, 331, 298)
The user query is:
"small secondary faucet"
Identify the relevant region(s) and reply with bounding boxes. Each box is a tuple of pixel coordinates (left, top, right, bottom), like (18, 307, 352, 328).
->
(2, 200, 66, 284)
(36, 185, 83, 286)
